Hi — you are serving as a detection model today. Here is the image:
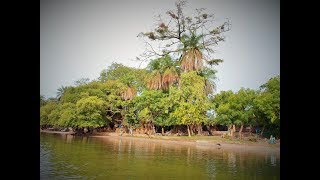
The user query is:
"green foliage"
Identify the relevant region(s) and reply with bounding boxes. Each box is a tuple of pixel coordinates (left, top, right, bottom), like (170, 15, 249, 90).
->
(48, 104, 63, 126)
(124, 103, 138, 126)
(171, 72, 209, 126)
(58, 103, 77, 127)
(57, 86, 70, 100)
(146, 55, 179, 91)
(147, 55, 177, 73)
(213, 88, 257, 127)
(75, 96, 106, 128)
(41, 58, 280, 139)
(138, 108, 152, 122)
(99, 62, 147, 92)
(60, 87, 82, 104)
(248, 136, 257, 142)
(40, 95, 46, 107)
(198, 67, 217, 95)
(40, 102, 58, 126)
(98, 69, 108, 83)
(254, 75, 280, 126)
(210, 75, 280, 136)
(181, 32, 204, 50)
(132, 90, 173, 127)
(180, 71, 206, 102)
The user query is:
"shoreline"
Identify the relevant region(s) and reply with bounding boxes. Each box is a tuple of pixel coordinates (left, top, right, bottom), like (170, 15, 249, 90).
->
(40, 130, 280, 155)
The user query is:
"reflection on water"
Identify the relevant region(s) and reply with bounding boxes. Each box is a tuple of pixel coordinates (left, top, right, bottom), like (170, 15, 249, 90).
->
(40, 133, 280, 179)
(270, 153, 277, 166)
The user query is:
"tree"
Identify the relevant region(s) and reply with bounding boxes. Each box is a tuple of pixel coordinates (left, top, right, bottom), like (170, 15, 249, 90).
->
(47, 104, 63, 127)
(75, 96, 106, 128)
(146, 55, 179, 90)
(56, 86, 71, 100)
(211, 90, 234, 135)
(57, 103, 77, 127)
(40, 101, 58, 127)
(133, 90, 171, 135)
(99, 62, 148, 100)
(233, 88, 257, 139)
(138, 0, 230, 71)
(212, 89, 257, 138)
(98, 69, 108, 83)
(253, 75, 280, 137)
(170, 71, 209, 136)
(40, 95, 46, 107)
(198, 67, 218, 95)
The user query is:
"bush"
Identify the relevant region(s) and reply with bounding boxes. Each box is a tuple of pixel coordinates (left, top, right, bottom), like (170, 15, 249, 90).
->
(248, 136, 257, 142)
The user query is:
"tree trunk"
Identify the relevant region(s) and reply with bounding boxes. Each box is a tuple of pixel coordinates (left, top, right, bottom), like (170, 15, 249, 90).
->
(232, 124, 236, 137)
(191, 125, 195, 136)
(187, 125, 191, 137)
(152, 124, 156, 135)
(228, 124, 232, 136)
(206, 125, 212, 135)
(162, 127, 164, 135)
(239, 124, 243, 139)
(197, 124, 202, 135)
(260, 125, 265, 136)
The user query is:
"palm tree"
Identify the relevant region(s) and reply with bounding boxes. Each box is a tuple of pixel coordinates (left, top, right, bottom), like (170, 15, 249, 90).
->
(199, 67, 218, 95)
(121, 86, 136, 100)
(146, 55, 179, 90)
(178, 31, 222, 95)
(180, 32, 224, 72)
(56, 86, 69, 100)
(162, 66, 179, 90)
(146, 70, 163, 90)
(180, 32, 204, 72)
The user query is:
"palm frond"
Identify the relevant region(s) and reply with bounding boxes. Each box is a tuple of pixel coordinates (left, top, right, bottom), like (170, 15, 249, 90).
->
(181, 48, 203, 72)
(146, 70, 162, 90)
(162, 67, 179, 90)
(207, 59, 223, 66)
(121, 87, 136, 100)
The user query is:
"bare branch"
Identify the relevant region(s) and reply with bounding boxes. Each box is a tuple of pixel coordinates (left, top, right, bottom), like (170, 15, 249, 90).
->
(137, 0, 230, 64)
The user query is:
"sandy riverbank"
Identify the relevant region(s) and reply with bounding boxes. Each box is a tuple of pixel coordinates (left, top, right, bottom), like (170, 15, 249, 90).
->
(40, 130, 280, 155)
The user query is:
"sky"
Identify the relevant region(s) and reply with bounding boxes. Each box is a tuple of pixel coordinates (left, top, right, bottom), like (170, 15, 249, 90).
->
(40, 0, 279, 99)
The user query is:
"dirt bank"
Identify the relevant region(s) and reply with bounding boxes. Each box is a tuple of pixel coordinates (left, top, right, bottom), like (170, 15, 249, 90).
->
(41, 130, 280, 155)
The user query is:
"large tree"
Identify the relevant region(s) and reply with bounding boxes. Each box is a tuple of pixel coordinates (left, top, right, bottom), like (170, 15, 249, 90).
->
(75, 96, 106, 129)
(170, 71, 209, 136)
(212, 89, 257, 138)
(138, 0, 230, 71)
(253, 75, 280, 137)
(132, 90, 172, 135)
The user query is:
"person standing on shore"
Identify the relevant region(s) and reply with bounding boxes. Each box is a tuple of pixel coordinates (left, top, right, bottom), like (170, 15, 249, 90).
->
(269, 135, 276, 144)
(120, 124, 123, 136)
(129, 126, 133, 136)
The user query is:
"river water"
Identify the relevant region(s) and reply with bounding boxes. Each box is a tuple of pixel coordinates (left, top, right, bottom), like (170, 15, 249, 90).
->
(40, 132, 280, 179)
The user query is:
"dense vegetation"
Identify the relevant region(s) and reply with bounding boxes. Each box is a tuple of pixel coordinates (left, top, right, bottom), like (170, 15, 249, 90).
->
(40, 1, 280, 138)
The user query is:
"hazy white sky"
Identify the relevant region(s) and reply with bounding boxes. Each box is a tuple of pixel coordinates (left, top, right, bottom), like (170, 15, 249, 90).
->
(40, 0, 279, 98)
